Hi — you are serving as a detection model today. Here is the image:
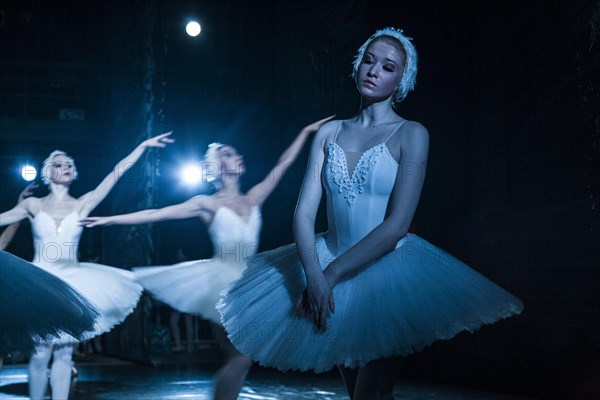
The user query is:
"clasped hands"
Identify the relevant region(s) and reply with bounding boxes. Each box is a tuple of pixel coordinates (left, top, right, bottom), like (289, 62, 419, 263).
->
(294, 266, 339, 332)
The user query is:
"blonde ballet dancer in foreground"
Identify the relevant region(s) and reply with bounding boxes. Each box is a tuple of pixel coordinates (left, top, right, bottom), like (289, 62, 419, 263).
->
(218, 27, 523, 400)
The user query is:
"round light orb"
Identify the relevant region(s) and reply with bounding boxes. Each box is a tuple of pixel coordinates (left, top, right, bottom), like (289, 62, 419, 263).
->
(21, 165, 37, 181)
(181, 165, 202, 185)
(186, 21, 201, 37)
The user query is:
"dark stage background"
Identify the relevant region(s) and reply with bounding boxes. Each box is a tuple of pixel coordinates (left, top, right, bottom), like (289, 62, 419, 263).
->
(1, 1, 598, 399)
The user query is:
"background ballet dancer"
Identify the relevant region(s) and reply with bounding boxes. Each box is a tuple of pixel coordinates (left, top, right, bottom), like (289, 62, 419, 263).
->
(0, 132, 173, 400)
(81, 116, 333, 400)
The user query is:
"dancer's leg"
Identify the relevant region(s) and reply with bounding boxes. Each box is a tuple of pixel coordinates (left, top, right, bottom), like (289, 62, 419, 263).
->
(353, 356, 403, 400)
(338, 365, 359, 399)
(211, 323, 252, 400)
(49, 344, 74, 400)
(93, 336, 103, 354)
(170, 310, 184, 351)
(29, 344, 52, 400)
(184, 314, 194, 353)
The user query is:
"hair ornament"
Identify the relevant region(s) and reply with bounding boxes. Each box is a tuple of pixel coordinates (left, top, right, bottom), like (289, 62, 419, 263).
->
(203, 142, 224, 183)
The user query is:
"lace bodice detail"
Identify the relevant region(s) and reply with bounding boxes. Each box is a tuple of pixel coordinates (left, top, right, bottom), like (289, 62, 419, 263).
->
(327, 142, 388, 207)
(208, 206, 262, 265)
(323, 137, 400, 255)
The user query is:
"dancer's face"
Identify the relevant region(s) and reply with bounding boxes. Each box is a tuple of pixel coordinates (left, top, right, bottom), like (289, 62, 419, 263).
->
(218, 145, 245, 177)
(47, 155, 76, 185)
(356, 38, 405, 102)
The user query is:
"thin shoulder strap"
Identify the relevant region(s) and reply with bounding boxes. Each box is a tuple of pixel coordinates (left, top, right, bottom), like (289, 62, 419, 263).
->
(332, 120, 343, 143)
(384, 119, 408, 144)
(38, 197, 45, 213)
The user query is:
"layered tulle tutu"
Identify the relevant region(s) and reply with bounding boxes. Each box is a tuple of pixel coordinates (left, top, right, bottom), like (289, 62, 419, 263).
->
(0, 250, 99, 355)
(30, 211, 143, 343)
(134, 260, 249, 324)
(37, 261, 144, 342)
(218, 233, 523, 373)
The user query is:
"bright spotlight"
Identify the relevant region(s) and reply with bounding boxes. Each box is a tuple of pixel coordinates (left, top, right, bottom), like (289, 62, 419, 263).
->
(21, 165, 37, 181)
(186, 21, 201, 37)
(181, 164, 202, 185)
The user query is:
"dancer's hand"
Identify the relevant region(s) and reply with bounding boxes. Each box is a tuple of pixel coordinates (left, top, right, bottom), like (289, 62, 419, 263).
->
(140, 131, 175, 149)
(299, 115, 336, 136)
(18, 182, 38, 203)
(295, 273, 335, 331)
(80, 216, 113, 228)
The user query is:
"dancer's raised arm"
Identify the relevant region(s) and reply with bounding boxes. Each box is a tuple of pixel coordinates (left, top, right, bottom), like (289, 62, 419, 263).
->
(80, 195, 208, 227)
(78, 132, 174, 216)
(246, 116, 334, 206)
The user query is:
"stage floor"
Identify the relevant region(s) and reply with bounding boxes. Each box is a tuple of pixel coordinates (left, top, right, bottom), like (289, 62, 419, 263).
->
(0, 355, 536, 400)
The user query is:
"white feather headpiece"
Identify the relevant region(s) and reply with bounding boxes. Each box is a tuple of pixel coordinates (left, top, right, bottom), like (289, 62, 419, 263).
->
(203, 142, 224, 183)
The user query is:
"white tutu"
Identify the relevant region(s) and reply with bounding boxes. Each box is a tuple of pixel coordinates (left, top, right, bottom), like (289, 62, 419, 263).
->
(31, 211, 143, 343)
(134, 259, 247, 324)
(219, 234, 523, 372)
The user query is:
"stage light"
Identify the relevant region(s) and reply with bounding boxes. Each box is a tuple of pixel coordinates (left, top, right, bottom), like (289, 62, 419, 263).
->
(181, 164, 202, 185)
(21, 165, 37, 181)
(186, 21, 201, 37)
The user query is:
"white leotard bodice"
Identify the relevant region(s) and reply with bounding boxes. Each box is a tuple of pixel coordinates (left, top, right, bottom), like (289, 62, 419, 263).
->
(207, 205, 262, 264)
(322, 121, 405, 254)
(31, 211, 83, 267)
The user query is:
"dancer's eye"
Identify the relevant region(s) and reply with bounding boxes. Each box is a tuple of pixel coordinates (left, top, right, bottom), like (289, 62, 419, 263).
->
(52, 162, 73, 168)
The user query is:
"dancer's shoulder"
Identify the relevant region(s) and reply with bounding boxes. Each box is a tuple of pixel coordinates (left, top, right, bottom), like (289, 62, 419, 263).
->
(399, 120, 429, 143)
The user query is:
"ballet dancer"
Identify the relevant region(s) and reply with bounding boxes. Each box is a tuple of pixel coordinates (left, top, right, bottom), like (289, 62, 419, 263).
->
(81, 116, 333, 399)
(0, 132, 173, 399)
(218, 27, 524, 400)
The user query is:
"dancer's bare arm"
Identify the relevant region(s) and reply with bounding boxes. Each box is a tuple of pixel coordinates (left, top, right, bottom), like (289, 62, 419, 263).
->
(292, 121, 337, 330)
(79, 132, 174, 216)
(81, 195, 209, 227)
(247, 116, 334, 206)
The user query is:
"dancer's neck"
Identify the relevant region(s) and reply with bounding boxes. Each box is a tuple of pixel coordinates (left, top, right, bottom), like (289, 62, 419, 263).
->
(217, 176, 242, 198)
(47, 184, 72, 201)
(357, 97, 399, 127)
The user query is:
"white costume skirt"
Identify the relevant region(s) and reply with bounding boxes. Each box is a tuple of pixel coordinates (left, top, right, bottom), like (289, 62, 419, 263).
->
(134, 259, 246, 324)
(0, 251, 99, 353)
(218, 234, 523, 372)
(34, 260, 143, 343)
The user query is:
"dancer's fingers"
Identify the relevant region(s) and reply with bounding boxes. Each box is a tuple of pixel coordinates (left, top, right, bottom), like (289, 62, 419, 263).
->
(329, 293, 335, 314)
